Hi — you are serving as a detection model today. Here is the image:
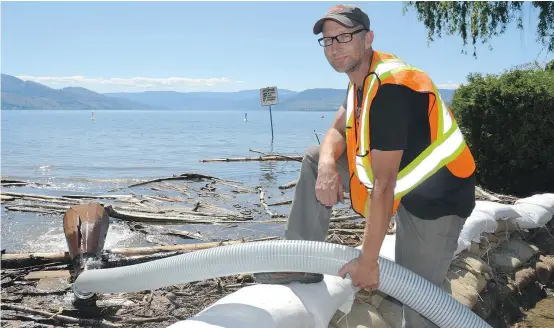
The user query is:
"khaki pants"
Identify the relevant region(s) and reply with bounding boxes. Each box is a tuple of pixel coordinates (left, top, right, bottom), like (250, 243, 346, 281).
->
(285, 145, 466, 328)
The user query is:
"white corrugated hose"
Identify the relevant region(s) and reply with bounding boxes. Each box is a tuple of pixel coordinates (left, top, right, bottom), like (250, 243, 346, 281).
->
(73, 240, 491, 328)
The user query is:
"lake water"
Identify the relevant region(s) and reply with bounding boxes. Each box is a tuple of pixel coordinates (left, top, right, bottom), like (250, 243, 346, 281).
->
(1, 109, 336, 252)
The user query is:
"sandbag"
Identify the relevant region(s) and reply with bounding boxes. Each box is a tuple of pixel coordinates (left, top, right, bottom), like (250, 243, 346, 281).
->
(511, 203, 553, 229)
(347, 240, 396, 313)
(344, 240, 395, 317)
(494, 220, 518, 234)
(369, 291, 387, 309)
(449, 267, 486, 309)
(452, 252, 493, 278)
(377, 297, 402, 328)
(288, 275, 358, 328)
(468, 231, 511, 259)
(167, 284, 315, 328)
(330, 301, 391, 328)
(354, 289, 387, 310)
(456, 210, 497, 256)
(536, 255, 554, 284)
(511, 267, 536, 292)
(449, 252, 492, 308)
(488, 238, 539, 273)
(515, 193, 554, 215)
(474, 201, 521, 220)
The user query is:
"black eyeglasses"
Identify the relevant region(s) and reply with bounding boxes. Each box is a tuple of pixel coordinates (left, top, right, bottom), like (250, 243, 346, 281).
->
(318, 28, 367, 47)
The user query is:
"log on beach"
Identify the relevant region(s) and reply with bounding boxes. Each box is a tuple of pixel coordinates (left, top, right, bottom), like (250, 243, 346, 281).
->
(106, 236, 280, 256)
(330, 214, 363, 222)
(248, 148, 303, 163)
(1, 304, 120, 328)
(3, 200, 247, 222)
(1, 179, 51, 187)
(130, 223, 204, 241)
(2, 179, 30, 185)
(268, 199, 292, 206)
(278, 180, 297, 190)
(4, 205, 64, 215)
(1, 236, 280, 267)
(62, 194, 134, 200)
(200, 155, 303, 162)
(1, 192, 81, 203)
(1, 182, 28, 187)
(104, 205, 251, 224)
(0, 194, 16, 202)
(123, 173, 233, 190)
(1, 251, 73, 268)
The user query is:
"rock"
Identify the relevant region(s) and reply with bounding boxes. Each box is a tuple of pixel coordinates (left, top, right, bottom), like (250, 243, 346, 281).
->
(166, 292, 177, 302)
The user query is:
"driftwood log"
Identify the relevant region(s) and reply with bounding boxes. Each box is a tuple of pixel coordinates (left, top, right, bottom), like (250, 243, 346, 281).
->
(278, 180, 298, 190)
(104, 205, 251, 224)
(1, 179, 51, 187)
(130, 223, 204, 241)
(1, 236, 280, 268)
(3, 206, 63, 214)
(0, 194, 16, 202)
(200, 155, 302, 163)
(330, 214, 363, 222)
(125, 173, 224, 189)
(268, 199, 292, 206)
(248, 148, 303, 163)
(1, 303, 120, 327)
(2, 196, 251, 223)
(1, 192, 81, 203)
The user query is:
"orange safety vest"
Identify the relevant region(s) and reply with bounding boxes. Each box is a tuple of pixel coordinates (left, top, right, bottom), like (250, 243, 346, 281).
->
(345, 50, 476, 217)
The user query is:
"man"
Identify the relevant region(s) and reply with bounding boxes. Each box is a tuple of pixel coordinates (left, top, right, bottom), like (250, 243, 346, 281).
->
(254, 4, 476, 327)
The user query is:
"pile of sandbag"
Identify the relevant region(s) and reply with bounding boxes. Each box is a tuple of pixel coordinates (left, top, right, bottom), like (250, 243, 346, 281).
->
(165, 193, 553, 328)
(168, 274, 359, 328)
(329, 193, 554, 328)
(456, 193, 554, 256)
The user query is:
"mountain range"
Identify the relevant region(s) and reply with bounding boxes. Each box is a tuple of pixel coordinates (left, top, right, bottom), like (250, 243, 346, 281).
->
(1, 73, 456, 111)
(1, 74, 156, 111)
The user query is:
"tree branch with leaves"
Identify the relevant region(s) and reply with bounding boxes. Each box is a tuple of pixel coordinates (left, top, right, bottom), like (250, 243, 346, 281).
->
(403, 1, 554, 58)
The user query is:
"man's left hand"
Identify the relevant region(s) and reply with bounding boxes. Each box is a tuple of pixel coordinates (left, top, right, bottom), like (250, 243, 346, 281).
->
(338, 255, 379, 290)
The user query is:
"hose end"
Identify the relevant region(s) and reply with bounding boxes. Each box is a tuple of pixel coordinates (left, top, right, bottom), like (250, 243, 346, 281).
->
(73, 287, 95, 300)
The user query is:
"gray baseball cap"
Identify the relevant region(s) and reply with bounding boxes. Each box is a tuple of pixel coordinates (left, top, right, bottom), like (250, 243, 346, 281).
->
(313, 4, 370, 35)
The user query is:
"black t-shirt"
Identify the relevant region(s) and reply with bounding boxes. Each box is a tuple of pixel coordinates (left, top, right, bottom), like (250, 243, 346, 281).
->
(343, 84, 476, 220)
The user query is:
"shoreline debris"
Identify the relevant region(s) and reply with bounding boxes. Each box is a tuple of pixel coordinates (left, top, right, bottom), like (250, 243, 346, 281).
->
(1, 171, 552, 328)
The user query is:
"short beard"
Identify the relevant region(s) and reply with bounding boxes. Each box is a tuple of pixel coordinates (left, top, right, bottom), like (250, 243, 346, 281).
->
(329, 57, 362, 73)
(344, 58, 363, 73)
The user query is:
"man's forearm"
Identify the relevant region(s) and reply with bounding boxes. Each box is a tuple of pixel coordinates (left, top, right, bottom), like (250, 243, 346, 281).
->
(361, 179, 394, 261)
(319, 127, 346, 168)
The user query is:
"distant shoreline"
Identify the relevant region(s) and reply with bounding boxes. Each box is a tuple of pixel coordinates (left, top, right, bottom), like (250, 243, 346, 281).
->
(1, 108, 340, 112)
(2, 73, 455, 112)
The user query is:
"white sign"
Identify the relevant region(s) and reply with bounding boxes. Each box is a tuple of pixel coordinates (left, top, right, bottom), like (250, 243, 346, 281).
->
(260, 86, 278, 106)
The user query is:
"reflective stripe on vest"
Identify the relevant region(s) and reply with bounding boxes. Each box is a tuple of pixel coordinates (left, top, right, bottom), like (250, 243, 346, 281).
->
(347, 53, 468, 200)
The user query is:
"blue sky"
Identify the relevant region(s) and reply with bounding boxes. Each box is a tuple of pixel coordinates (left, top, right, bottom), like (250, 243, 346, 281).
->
(2, 1, 552, 93)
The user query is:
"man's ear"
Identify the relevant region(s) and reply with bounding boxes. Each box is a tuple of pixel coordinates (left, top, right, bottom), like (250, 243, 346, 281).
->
(365, 30, 374, 50)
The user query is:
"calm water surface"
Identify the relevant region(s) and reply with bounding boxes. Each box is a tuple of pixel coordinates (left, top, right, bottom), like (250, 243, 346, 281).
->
(1, 109, 336, 252)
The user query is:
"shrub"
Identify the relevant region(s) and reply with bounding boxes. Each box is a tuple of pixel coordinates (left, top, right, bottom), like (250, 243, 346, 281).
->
(547, 59, 554, 71)
(451, 68, 554, 196)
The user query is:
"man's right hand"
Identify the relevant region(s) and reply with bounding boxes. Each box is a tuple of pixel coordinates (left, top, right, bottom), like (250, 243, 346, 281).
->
(315, 161, 344, 207)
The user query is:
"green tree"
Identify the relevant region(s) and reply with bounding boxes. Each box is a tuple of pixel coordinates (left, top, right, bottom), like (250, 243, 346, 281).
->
(403, 1, 554, 58)
(450, 68, 554, 195)
(547, 59, 554, 71)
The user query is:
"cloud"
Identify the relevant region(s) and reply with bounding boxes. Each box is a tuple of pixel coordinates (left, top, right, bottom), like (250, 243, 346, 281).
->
(16, 75, 239, 92)
(437, 82, 460, 89)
